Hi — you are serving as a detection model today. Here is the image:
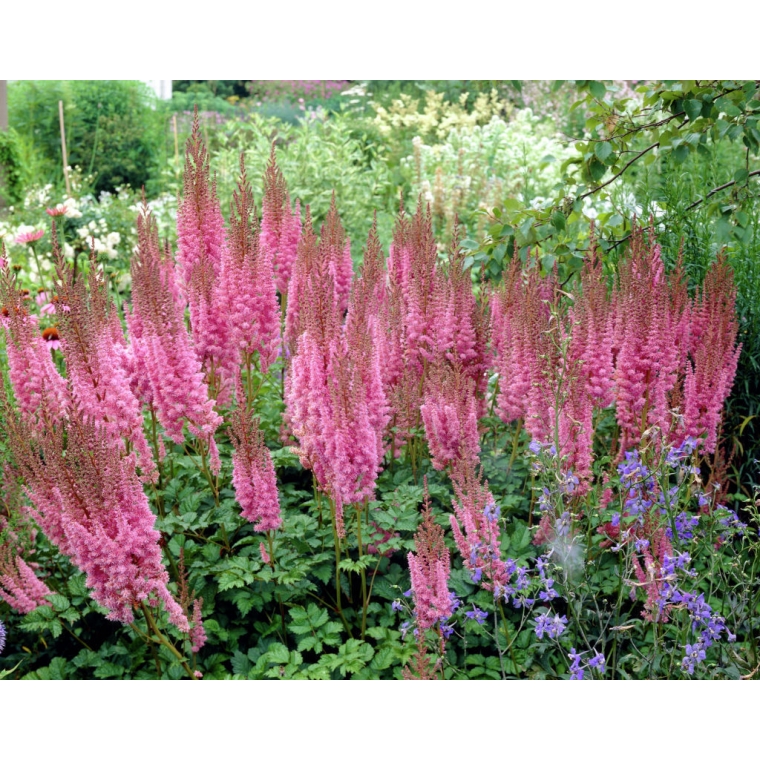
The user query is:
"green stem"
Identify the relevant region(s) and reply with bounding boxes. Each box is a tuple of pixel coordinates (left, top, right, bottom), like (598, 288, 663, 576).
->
(140, 603, 197, 680)
(356, 505, 368, 639)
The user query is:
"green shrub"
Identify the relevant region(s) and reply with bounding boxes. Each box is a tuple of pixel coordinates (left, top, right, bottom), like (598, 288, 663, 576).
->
(8, 80, 166, 196)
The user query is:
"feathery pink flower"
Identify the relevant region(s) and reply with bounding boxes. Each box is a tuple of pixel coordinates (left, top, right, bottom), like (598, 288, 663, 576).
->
(10, 413, 188, 630)
(680, 255, 741, 453)
(176, 114, 236, 398)
(407, 489, 452, 630)
(219, 154, 281, 375)
(1, 270, 69, 431)
(229, 407, 281, 532)
(0, 549, 52, 614)
(449, 458, 511, 593)
(260, 143, 302, 297)
(128, 208, 221, 447)
(190, 598, 207, 653)
(421, 363, 479, 470)
(51, 240, 156, 481)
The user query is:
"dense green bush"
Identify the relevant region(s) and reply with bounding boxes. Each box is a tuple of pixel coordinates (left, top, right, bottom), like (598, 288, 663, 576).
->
(8, 80, 167, 196)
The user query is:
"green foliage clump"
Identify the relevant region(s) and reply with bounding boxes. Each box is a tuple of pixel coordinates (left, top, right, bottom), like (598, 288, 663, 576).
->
(8, 80, 167, 196)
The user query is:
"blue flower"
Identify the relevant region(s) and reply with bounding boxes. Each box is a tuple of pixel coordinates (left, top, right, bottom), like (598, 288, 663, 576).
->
(464, 606, 488, 625)
(588, 651, 605, 673)
(484, 500, 501, 523)
(568, 647, 584, 680)
(0, 619, 6, 656)
(391, 600, 403, 613)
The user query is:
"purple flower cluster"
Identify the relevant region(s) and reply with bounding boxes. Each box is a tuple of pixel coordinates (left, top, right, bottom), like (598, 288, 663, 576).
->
(534, 612, 567, 640)
(0, 619, 6, 655)
(568, 648, 606, 680)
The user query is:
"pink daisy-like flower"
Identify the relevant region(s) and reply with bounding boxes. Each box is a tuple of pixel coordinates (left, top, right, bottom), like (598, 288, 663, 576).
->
(46, 205, 67, 217)
(15, 230, 45, 245)
(41, 326, 61, 350)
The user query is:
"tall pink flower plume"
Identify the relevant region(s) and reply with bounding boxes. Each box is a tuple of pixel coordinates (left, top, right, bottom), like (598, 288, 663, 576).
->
(229, 405, 281, 532)
(1, 270, 69, 431)
(49, 239, 156, 481)
(449, 458, 512, 593)
(612, 230, 689, 452)
(321, 193, 354, 314)
(190, 598, 207, 653)
(128, 207, 221, 450)
(421, 362, 479, 470)
(260, 143, 302, 297)
(681, 255, 741, 453)
(176, 113, 236, 399)
(0, 548, 52, 614)
(284, 207, 343, 354)
(285, 223, 389, 536)
(8, 412, 188, 631)
(407, 487, 452, 630)
(219, 154, 281, 375)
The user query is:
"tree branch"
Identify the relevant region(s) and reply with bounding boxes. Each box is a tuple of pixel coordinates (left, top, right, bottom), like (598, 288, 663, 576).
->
(685, 169, 760, 211)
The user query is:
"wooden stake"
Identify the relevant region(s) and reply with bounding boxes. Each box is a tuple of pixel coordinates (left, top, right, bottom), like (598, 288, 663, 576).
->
(58, 100, 71, 196)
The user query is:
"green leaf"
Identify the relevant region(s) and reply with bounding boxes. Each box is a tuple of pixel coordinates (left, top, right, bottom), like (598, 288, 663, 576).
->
(683, 99, 702, 121)
(734, 168, 749, 183)
(46, 594, 70, 613)
(588, 81, 606, 100)
(588, 157, 607, 183)
(551, 211, 566, 231)
(594, 141, 613, 161)
(672, 144, 689, 164)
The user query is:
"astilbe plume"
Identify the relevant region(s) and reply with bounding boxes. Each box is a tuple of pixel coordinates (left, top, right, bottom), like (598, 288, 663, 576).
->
(421, 362, 479, 470)
(219, 154, 280, 374)
(8, 411, 188, 630)
(284, 207, 343, 354)
(52, 240, 156, 481)
(176, 113, 236, 398)
(260, 143, 302, 297)
(407, 488, 453, 630)
(320, 193, 354, 314)
(680, 255, 741, 453)
(449, 458, 512, 593)
(177, 549, 207, 652)
(0, 265, 69, 431)
(490, 255, 532, 424)
(0, 460, 52, 614)
(430, 228, 490, 407)
(0, 543, 52, 614)
(127, 208, 221, 461)
(228, 404, 281, 532)
(285, 222, 388, 536)
(612, 228, 690, 452)
(570, 239, 615, 408)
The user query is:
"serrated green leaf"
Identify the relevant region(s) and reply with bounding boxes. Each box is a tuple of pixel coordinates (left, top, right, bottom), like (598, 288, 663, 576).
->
(594, 142, 613, 161)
